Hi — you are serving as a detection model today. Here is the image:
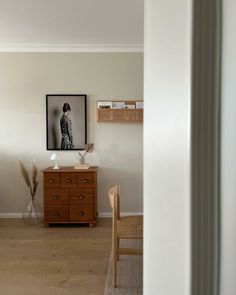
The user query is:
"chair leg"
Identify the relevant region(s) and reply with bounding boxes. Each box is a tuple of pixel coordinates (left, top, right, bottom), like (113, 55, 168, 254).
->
(112, 237, 118, 288)
(117, 238, 120, 261)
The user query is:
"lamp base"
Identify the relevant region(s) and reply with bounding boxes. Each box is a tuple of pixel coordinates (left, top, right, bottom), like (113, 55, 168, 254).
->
(53, 166, 60, 170)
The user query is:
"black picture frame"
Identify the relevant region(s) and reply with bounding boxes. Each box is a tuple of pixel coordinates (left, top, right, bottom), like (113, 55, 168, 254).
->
(46, 94, 87, 150)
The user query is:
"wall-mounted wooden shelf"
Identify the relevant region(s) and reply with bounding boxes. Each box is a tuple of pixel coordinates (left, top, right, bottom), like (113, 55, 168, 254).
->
(96, 100, 143, 123)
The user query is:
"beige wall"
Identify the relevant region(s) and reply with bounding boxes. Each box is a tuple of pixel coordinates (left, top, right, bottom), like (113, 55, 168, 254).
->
(0, 52, 143, 215)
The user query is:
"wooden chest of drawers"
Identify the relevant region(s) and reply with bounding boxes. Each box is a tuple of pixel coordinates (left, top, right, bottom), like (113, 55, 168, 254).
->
(42, 166, 98, 226)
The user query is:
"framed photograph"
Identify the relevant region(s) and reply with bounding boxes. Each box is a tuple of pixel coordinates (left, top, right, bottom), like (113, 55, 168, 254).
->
(46, 94, 87, 150)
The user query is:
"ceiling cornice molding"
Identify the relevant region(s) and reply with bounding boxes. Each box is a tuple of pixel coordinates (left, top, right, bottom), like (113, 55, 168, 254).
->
(0, 43, 144, 53)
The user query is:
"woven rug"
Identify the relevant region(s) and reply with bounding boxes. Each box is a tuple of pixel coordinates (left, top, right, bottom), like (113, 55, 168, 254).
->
(104, 239, 143, 295)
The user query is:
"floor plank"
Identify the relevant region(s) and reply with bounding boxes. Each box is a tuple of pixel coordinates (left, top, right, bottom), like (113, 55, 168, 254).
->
(0, 218, 111, 295)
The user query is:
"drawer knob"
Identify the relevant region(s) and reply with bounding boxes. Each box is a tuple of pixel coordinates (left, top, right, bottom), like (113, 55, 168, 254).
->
(79, 211, 85, 216)
(82, 178, 89, 184)
(65, 178, 72, 183)
(49, 179, 55, 183)
(52, 211, 60, 217)
(79, 195, 85, 199)
(53, 195, 59, 199)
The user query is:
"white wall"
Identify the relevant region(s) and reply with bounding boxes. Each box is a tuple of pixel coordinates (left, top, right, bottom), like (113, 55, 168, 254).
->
(220, 1, 236, 294)
(0, 52, 143, 215)
(144, 0, 191, 294)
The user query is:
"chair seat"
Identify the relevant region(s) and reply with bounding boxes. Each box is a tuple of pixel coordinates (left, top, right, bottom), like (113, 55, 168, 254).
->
(117, 215, 143, 239)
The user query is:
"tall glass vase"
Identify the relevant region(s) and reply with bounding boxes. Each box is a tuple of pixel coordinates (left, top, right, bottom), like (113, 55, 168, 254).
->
(79, 151, 87, 165)
(79, 154, 85, 164)
(22, 199, 39, 224)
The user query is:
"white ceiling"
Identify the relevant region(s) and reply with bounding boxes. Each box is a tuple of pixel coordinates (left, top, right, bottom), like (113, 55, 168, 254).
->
(0, 0, 144, 51)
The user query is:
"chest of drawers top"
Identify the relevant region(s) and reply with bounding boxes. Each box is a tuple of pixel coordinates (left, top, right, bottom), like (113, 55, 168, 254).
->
(42, 166, 97, 173)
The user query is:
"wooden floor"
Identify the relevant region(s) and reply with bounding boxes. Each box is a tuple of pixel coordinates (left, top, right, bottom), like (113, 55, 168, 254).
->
(0, 218, 112, 295)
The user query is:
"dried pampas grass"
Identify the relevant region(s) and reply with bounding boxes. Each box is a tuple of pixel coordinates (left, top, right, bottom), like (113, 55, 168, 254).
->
(78, 143, 94, 164)
(85, 143, 94, 153)
(19, 160, 39, 201)
(31, 161, 38, 198)
(19, 160, 31, 188)
(19, 160, 39, 223)
(32, 161, 38, 186)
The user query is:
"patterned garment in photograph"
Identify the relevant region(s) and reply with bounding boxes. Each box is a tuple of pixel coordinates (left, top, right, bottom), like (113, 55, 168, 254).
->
(60, 114, 74, 149)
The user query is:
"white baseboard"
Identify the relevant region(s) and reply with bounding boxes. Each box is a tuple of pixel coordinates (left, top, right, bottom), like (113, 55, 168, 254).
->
(0, 212, 142, 218)
(0, 43, 144, 53)
(98, 212, 143, 218)
(0, 213, 43, 218)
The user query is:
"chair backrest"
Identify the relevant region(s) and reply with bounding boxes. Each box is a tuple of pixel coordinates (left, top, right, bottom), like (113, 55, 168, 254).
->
(108, 184, 120, 220)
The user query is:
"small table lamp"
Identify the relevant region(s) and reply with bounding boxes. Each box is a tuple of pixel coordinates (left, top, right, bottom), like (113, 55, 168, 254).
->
(50, 153, 60, 169)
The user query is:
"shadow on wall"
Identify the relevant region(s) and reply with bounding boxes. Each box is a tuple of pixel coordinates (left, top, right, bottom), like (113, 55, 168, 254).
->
(0, 146, 143, 215)
(97, 166, 143, 214)
(0, 152, 44, 214)
(52, 109, 60, 149)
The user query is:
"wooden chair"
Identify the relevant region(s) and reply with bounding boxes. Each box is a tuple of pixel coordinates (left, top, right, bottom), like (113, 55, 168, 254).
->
(108, 184, 143, 288)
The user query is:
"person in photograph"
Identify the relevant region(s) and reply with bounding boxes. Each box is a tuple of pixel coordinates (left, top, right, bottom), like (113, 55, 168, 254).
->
(60, 102, 74, 149)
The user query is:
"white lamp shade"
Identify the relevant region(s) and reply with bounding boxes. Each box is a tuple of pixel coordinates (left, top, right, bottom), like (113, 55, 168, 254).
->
(50, 153, 59, 161)
(50, 153, 60, 169)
